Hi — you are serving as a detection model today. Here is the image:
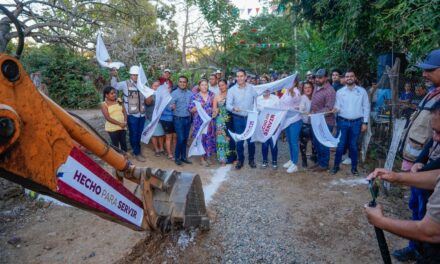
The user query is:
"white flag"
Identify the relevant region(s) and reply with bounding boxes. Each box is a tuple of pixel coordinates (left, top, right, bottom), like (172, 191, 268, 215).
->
(188, 101, 212, 157)
(136, 63, 155, 99)
(310, 113, 340, 148)
(96, 33, 125, 69)
(251, 107, 287, 143)
(140, 84, 171, 144)
(229, 110, 259, 142)
(254, 73, 297, 95)
(271, 109, 302, 145)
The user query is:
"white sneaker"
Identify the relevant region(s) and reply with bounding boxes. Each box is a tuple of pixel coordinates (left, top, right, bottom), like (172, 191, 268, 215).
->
(287, 164, 298, 173)
(283, 160, 293, 168)
(342, 157, 352, 165)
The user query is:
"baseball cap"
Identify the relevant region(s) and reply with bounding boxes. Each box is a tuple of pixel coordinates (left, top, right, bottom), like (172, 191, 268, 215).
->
(215, 69, 221, 74)
(164, 68, 172, 73)
(306, 70, 313, 76)
(315, 69, 328, 77)
(417, 48, 440, 70)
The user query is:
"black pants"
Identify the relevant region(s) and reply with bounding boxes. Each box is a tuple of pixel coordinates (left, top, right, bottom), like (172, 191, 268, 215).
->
(108, 130, 127, 152)
(299, 123, 316, 166)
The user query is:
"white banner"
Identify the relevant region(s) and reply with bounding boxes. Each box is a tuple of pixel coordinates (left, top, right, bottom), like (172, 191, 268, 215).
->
(361, 121, 372, 162)
(384, 118, 406, 190)
(58, 155, 144, 227)
(251, 107, 287, 143)
(188, 101, 212, 157)
(271, 109, 303, 145)
(254, 73, 297, 95)
(229, 110, 259, 142)
(96, 33, 125, 69)
(141, 84, 171, 144)
(310, 113, 340, 148)
(136, 63, 155, 99)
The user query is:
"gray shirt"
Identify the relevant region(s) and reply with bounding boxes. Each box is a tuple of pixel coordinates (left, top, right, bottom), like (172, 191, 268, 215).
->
(170, 88, 193, 117)
(226, 83, 258, 117)
(111, 76, 145, 117)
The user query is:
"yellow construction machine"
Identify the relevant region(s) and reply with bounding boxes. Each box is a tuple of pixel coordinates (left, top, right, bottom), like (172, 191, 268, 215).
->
(0, 6, 209, 232)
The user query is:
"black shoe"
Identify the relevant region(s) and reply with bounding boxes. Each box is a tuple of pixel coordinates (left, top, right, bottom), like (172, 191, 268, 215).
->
(302, 160, 308, 168)
(175, 160, 182, 166)
(351, 168, 359, 176)
(249, 160, 257, 168)
(330, 166, 340, 175)
(392, 247, 416, 262)
(181, 159, 193, 164)
(235, 162, 243, 170)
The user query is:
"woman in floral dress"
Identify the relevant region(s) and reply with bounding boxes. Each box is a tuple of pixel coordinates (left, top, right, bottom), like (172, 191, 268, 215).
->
(212, 79, 231, 165)
(189, 79, 216, 166)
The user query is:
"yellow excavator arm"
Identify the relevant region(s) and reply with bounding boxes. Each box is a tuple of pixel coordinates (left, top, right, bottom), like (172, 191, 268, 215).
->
(0, 54, 209, 232)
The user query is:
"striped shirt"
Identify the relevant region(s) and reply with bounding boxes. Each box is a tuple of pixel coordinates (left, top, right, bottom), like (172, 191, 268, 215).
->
(311, 82, 336, 126)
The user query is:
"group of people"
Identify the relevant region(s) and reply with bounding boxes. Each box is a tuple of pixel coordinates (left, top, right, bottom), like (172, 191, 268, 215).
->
(97, 41, 440, 263)
(100, 60, 374, 177)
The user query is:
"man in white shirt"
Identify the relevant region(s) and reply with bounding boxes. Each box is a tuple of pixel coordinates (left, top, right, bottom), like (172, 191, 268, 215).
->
(226, 69, 259, 169)
(331, 70, 370, 175)
(208, 74, 220, 95)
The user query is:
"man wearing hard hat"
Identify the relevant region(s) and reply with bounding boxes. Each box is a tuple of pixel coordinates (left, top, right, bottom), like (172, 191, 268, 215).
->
(111, 65, 148, 162)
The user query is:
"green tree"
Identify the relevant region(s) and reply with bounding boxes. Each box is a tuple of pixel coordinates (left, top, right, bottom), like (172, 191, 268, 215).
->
(278, 0, 440, 79)
(21, 45, 102, 109)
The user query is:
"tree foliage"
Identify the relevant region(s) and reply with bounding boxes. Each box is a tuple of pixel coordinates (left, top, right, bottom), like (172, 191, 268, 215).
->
(21, 45, 101, 109)
(278, 0, 440, 79)
(224, 14, 295, 74)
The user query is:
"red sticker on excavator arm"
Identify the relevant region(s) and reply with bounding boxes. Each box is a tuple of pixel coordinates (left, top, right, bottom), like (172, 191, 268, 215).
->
(56, 147, 144, 227)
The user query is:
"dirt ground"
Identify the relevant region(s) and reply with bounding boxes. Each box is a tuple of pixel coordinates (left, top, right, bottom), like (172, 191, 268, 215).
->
(0, 109, 413, 264)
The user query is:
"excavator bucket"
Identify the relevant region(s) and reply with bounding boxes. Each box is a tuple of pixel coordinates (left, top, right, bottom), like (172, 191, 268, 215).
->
(0, 53, 209, 232)
(144, 169, 209, 231)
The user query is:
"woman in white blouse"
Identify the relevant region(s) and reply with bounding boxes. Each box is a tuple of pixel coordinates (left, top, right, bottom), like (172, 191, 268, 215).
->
(279, 78, 303, 173)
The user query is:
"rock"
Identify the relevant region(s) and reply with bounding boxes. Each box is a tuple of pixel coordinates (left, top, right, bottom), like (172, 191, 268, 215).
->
(43, 245, 52, 250)
(48, 232, 57, 237)
(88, 252, 96, 258)
(7, 236, 21, 246)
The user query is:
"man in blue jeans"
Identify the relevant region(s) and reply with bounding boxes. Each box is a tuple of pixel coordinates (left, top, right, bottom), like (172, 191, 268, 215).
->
(111, 65, 147, 162)
(310, 69, 336, 172)
(331, 70, 370, 175)
(226, 69, 258, 169)
(170, 76, 193, 166)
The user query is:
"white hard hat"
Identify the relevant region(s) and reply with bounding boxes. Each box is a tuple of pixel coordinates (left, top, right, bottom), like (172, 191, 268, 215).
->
(164, 68, 172, 73)
(129, 66, 139, 75)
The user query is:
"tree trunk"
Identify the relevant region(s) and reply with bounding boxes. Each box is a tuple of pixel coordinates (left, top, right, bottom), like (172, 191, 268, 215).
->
(181, 3, 190, 70)
(0, 18, 11, 53)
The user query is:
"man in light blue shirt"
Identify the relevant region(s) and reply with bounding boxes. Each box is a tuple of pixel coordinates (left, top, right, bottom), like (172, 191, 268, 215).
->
(226, 69, 258, 169)
(331, 70, 370, 176)
(170, 76, 193, 165)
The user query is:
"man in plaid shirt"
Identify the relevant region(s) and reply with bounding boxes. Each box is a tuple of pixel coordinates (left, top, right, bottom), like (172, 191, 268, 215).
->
(310, 69, 336, 172)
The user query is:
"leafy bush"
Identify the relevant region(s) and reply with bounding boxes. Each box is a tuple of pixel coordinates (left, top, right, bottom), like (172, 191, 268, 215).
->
(21, 44, 102, 109)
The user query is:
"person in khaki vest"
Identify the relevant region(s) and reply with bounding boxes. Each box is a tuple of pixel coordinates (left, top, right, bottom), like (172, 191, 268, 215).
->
(400, 49, 440, 172)
(111, 66, 148, 162)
